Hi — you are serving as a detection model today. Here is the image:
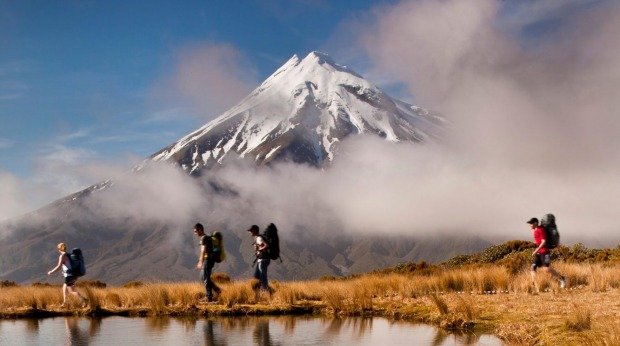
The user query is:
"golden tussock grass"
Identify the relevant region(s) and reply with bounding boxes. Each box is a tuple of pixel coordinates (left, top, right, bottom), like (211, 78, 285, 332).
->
(564, 305, 592, 332)
(429, 293, 449, 315)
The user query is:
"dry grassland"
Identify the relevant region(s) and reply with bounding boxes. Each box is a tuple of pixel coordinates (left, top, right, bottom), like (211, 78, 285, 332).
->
(2, 261, 620, 345)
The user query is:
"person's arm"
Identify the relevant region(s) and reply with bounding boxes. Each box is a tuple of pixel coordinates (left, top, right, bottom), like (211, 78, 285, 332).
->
(47, 254, 64, 275)
(533, 239, 546, 255)
(197, 244, 205, 269)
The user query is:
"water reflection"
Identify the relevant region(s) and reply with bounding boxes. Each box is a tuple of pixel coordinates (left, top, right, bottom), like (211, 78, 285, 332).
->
(253, 319, 281, 346)
(203, 319, 227, 346)
(145, 315, 171, 333)
(25, 318, 39, 333)
(281, 316, 296, 335)
(0, 316, 503, 345)
(63, 316, 102, 345)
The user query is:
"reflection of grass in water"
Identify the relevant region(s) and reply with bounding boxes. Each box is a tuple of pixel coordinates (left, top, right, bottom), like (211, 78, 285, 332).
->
(325, 317, 343, 336)
(146, 316, 171, 333)
(25, 318, 39, 333)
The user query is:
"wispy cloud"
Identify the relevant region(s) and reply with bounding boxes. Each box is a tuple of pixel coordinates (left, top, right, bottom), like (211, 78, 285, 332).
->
(0, 60, 34, 100)
(0, 169, 29, 221)
(57, 127, 92, 142)
(139, 107, 196, 125)
(0, 80, 29, 100)
(0, 137, 14, 149)
(258, 0, 329, 21)
(502, 0, 603, 33)
(87, 130, 179, 145)
(0, 144, 99, 221)
(153, 42, 259, 121)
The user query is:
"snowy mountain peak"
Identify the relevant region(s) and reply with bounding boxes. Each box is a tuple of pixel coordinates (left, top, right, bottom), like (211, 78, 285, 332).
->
(304, 50, 335, 65)
(150, 52, 444, 174)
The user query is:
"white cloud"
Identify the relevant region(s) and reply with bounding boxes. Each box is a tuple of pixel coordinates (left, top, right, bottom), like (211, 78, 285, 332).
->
(300, 0, 620, 243)
(0, 144, 137, 222)
(0, 170, 29, 221)
(357, 0, 620, 171)
(31, 144, 135, 198)
(196, 136, 620, 243)
(85, 162, 206, 229)
(153, 42, 259, 121)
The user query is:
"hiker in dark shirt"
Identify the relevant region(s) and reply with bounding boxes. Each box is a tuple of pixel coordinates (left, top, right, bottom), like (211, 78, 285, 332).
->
(47, 242, 87, 307)
(193, 223, 219, 302)
(528, 218, 566, 291)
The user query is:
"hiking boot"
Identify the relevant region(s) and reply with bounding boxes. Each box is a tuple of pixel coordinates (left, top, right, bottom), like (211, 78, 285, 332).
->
(560, 278, 567, 289)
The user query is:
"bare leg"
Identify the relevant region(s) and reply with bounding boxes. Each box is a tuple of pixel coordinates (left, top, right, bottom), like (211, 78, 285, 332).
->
(530, 270, 539, 293)
(542, 267, 566, 287)
(66, 285, 87, 305)
(62, 284, 68, 306)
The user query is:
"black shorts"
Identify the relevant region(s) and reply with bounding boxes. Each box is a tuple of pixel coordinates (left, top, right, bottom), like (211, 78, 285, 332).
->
(64, 276, 78, 286)
(531, 253, 551, 271)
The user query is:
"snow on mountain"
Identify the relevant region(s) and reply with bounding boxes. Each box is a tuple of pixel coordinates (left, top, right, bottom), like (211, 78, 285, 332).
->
(150, 51, 445, 174)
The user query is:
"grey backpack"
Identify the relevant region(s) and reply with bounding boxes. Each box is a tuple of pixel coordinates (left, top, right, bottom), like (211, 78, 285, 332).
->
(541, 214, 560, 249)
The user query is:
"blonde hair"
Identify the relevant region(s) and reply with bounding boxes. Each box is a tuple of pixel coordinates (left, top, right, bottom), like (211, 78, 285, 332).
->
(57, 243, 67, 252)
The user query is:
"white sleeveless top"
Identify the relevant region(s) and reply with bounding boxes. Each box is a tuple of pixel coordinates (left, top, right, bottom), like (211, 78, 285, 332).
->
(60, 253, 72, 277)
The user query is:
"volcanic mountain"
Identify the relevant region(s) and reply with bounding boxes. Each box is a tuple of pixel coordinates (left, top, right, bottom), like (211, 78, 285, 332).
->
(148, 51, 445, 173)
(0, 52, 487, 284)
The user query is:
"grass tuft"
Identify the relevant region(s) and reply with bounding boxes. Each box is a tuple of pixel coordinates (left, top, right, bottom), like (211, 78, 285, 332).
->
(564, 307, 591, 332)
(429, 293, 449, 315)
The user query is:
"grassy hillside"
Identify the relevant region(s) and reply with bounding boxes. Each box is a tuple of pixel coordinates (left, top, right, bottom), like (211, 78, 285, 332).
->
(380, 240, 620, 276)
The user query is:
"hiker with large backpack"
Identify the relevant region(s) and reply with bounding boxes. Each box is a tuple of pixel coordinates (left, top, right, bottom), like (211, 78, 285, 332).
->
(247, 223, 281, 293)
(247, 224, 270, 292)
(193, 223, 223, 303)
(47, 242, 88, 307)
(527, 216, 566, 291)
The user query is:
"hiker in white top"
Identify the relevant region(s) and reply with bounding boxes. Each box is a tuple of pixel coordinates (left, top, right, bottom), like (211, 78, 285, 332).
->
(247, 225, 270, 291)
(47, 242, 87, 308)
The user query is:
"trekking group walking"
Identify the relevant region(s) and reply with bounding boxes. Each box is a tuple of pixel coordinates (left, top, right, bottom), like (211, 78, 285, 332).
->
(47, 212, 566, 306)
(193, 222, 281, 303)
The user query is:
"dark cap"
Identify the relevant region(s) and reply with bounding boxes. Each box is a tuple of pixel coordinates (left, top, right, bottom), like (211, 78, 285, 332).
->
(526, 217, 539, 224)
(247, 225, 259, 232)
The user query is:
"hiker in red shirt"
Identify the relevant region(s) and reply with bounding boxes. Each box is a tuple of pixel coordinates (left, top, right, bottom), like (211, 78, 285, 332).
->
(528, 217, 566, 291)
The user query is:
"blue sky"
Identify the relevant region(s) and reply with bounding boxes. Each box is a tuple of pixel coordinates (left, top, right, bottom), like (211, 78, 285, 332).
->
(1, 0, 615, 221)
(0, 0, 392, 178)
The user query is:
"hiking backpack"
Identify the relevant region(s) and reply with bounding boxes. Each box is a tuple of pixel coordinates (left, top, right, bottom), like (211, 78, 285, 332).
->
(210, 231, 226, 263)
(261, 223, 281, 261)
(541, 213, 560, 249)
(68, 248, 86, 277)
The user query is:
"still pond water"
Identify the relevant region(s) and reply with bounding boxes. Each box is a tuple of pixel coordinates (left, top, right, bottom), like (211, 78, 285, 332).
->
(0, 316, 502, 345)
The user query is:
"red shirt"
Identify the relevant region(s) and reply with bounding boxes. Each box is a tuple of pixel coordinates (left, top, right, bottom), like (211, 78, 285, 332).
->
(533, 226, 549, 254)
